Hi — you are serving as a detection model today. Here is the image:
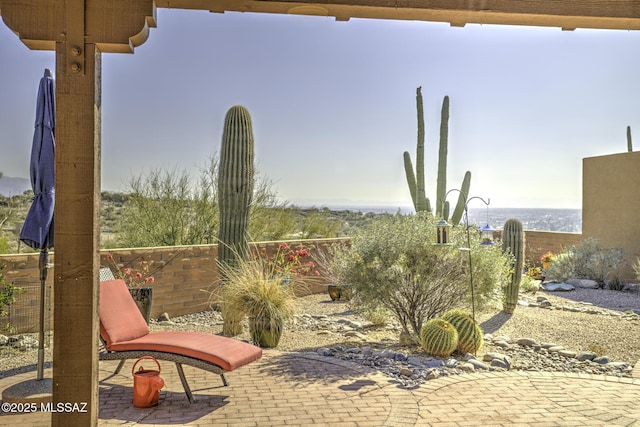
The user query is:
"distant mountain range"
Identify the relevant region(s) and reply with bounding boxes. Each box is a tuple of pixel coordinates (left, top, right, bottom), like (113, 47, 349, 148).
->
(0, 176, 31, 196)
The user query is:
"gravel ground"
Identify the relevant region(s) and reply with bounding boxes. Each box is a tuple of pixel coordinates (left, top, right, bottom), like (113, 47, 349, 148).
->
(1, 287, 639, 378)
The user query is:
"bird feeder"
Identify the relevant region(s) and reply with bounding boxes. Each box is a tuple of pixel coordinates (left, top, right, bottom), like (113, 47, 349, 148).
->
(435, 218, 452, 245)
(479, 224, 496, 246)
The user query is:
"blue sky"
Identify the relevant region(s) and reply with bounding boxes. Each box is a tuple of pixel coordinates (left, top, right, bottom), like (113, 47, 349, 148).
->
(1, 9, 639, 209)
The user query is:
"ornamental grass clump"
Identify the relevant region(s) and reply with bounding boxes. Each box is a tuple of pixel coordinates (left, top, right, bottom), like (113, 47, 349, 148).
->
(217, 257, 296, 323)
(216, 254, 299, 346)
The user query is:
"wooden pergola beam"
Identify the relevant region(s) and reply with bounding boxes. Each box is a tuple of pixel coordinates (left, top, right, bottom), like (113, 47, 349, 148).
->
(0, 2, 155, 426)
(155, 0, 640, 31)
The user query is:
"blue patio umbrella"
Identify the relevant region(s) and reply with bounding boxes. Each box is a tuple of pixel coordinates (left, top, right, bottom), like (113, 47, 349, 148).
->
(19, 68, 55, 381)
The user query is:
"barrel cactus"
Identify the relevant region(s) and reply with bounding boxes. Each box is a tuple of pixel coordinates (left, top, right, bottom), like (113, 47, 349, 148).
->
(419, 318, 459, 358)
(502, 218, 524, 314)
(217, 105, 255, 268)
(441, 309, 484, 354)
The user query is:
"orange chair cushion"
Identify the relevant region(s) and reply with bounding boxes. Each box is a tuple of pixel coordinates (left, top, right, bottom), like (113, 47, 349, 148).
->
(99, 278, 262, 372)
(99, 279, 150, 346)
(107, 331, 263, 371)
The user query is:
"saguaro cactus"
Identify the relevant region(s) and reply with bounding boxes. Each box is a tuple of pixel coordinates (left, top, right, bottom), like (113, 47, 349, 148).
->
(402, 87, 471, 225)
(218, 105, 255, 268)
(627, 126, 633, 152)
(502, 218, 524, 314)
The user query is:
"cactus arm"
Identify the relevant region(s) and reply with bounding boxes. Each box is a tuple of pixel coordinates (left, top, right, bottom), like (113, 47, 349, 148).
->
(416, 87, 426, 212)
(435, 96, 449, 217)
(442, 201, 450, 222)
(403, 151, 419, 211)
(425, 197, 432, 214)
(628, 126, 633, 152)
(450, 171, 471, 226)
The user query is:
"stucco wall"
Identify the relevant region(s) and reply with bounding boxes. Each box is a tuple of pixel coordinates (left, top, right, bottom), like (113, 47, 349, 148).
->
(583, 152, 640, 281)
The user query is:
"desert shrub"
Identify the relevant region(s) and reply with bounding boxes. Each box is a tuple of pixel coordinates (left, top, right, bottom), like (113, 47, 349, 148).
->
(0, 264, 25, 331)
(359, 305, 390, 327)
(115, 156, 299, 248)
(330, 213, 510, 336)
(519, 275, 540, 293)
(0, 235, 9, 254)
(573, 237, 625, 286)
(634, 258, 640, 284)
(607, 274, 625, 291)
(544, 250, 576, 283)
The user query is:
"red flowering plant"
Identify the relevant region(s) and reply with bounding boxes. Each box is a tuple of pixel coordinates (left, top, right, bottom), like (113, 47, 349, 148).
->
(103, 253, 155, 288)
(253, 242, 320, 284)
(540, 251, 555, 264)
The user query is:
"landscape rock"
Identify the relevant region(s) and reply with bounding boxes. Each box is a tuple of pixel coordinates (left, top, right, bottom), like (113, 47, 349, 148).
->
(567, 279, 599, 289)
(457, 362, 475, 372)
(467, 359, 491, 370)
(593, 356, 610, 364)
(558, 350, 577, 358)
(400, 367, 414, 377)
(542, 282, 576, 292)
(490, 359, 510, 369)
(576, 351, 597, 361)
(517, 338, 539, 347)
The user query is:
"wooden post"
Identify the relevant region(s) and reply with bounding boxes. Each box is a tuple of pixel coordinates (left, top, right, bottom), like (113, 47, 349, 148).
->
(52, 42, 101, 426)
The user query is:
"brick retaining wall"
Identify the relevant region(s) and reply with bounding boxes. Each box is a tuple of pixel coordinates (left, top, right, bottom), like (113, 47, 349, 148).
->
(0, 233, 583, 334)
(0, 238, 348, 333)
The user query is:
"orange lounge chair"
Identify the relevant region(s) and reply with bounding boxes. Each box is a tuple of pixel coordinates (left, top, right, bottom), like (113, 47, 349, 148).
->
(99, 279, 263, 403)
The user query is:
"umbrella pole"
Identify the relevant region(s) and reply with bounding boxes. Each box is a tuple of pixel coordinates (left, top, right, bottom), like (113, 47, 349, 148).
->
(37, 250, 48, 381)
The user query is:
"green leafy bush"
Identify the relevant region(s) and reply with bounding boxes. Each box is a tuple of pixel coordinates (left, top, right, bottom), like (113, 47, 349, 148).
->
(0, 235, 9, 255)
(546, 238, 626, 285)
(0, 264, 24, 321)
(115, 155, 299, 248)
(519, 274, 540, 293)
(329, 213, 510, 336)
(607, 274, 625, 291)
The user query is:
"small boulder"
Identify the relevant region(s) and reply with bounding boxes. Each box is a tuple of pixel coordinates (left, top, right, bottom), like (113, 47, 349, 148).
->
(567, 278, 599, 289)
(400, 367, 414, 377)
(576, 351, 597, 361)
(157, 312, 171, 322)
(517, 338, 539, 347)
(593, 356, 610, 365)
(542, 282, 576, 291)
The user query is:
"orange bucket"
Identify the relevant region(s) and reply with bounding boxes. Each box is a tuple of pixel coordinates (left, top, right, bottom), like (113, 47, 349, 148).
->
(132, 356, 165, 408)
